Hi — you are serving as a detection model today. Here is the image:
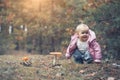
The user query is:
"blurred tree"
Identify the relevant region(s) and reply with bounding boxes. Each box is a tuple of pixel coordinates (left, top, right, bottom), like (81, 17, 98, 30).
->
(1, 0, 119, 58)
(0, 0, 15, 54)
(84, 0, 120, 60)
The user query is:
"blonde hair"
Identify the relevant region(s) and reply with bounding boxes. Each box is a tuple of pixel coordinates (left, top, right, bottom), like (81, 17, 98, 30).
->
(75, 24, 89, 33)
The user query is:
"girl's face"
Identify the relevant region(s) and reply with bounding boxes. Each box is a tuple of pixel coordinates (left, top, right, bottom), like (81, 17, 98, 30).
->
(78, 28, 89, 42)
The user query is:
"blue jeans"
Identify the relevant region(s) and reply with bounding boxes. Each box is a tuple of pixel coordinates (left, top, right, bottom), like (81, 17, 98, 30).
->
(72, 49, 93, 64)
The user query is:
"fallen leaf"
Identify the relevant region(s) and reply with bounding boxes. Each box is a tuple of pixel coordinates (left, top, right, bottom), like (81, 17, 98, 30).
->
(79, 70, 85, 73)
(85, 72, 97, 77)
(107, 77, 115, 80)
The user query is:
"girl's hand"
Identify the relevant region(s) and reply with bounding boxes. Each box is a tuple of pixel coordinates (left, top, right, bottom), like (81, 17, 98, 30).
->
(65, 53, 71, 59)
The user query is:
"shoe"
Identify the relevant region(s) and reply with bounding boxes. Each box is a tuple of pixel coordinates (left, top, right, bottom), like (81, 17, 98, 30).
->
(86, 59, 93, 64)
(94, 59, 101, 63)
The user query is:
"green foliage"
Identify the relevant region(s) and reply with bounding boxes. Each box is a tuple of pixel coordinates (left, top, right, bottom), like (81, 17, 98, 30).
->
(86, 0, 120, 60)
(0, 34, 14, 54)
(0, 0, 120, 60)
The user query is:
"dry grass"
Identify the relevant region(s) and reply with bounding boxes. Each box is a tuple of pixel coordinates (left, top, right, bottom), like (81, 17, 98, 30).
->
(0, 52, 120, 80)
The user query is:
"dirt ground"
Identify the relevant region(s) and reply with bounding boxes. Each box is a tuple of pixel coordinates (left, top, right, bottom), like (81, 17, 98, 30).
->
(0, 50, 120, 80)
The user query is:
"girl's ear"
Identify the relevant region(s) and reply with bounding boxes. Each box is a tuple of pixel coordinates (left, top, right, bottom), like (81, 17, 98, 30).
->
(76, 31, 79, 35)
(69, 29, 75, 35)
(76, 32, 78, 35)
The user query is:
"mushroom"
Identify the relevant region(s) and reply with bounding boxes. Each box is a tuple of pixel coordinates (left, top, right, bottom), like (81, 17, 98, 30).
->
(21, 56, 32, 66)
(22, 56, 29, 61)
(50, 52, 62, 65)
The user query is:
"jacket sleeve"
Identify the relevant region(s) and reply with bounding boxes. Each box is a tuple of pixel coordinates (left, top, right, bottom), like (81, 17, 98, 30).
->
(65, 34, 78, 59)
(89, 39, 102, 60)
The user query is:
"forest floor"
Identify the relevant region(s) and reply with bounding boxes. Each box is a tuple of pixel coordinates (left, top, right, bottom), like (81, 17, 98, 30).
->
(0, 50, 120, 80)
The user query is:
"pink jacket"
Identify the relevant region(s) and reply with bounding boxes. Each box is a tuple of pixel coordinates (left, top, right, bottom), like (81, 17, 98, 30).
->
(66, 29, 102, 60)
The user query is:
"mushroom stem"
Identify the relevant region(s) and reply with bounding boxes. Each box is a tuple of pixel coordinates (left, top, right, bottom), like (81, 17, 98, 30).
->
(50, 52, 62, 66)
(53, 55, 57, 65)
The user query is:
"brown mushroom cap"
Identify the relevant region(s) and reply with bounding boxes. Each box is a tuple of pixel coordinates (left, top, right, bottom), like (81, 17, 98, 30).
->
(50, 52, 62, 57)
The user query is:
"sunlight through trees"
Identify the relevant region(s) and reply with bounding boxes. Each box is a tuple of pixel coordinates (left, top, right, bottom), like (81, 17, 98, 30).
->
(0, 0, 120, 59)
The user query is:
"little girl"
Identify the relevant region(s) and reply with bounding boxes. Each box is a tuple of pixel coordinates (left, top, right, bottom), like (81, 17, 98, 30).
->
(65, 24, 102, 64)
